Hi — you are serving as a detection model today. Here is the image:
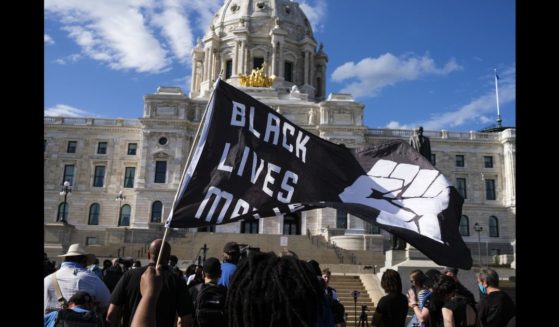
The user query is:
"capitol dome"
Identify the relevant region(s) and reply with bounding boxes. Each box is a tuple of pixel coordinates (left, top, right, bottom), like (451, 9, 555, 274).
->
(190, 0, 328, 101)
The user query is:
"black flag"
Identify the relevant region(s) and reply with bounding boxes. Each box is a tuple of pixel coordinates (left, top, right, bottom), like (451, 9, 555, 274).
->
(167, 80, 472, 269)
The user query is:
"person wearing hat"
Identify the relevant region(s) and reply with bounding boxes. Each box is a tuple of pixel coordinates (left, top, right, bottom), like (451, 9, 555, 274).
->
(218, 241, 240, 288)
(44, 244, 111, 315)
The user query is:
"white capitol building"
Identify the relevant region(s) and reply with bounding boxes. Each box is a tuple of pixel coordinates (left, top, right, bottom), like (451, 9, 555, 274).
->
(44, 0, 515, 268)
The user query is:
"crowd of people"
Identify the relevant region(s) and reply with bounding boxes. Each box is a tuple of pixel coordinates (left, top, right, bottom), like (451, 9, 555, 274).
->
(372, 267, 515, 327)
(44, 240, 515, 327)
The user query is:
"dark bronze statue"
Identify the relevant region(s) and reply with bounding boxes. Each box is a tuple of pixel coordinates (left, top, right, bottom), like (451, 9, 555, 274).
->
(409, 126, 431, 160)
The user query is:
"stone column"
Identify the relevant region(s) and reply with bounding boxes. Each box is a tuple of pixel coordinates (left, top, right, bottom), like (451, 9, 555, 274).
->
(303, 51, 309, 85)
(502, 140, 516, 207)
(309, 52, 315, 86)
(271, 42, 277, 76)
(233, 41, 239, 76)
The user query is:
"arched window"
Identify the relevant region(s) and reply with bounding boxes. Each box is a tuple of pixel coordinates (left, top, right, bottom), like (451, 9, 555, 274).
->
(119, 205, 131, 226)
(459, 215, 470, 236)
(57, 202, 68, 222)
(489, 216, 499, 237)
(151, 201, 163, 223)
(88, 203, 100, 225)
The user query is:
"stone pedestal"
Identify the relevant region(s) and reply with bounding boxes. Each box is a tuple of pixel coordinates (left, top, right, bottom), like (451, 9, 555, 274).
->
(377, 244, 481, 302)
(377, 245, 442, 298)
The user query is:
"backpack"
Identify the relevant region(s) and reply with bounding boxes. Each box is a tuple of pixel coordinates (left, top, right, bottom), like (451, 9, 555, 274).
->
(326, 287, 345, 324)
(195, 283, 227, 327)
(54, 308, 105, 327)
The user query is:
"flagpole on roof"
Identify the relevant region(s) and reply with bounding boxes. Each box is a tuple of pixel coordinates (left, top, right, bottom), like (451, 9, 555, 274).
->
(155, 77, 222, 267)
(494, 68, 502, 128)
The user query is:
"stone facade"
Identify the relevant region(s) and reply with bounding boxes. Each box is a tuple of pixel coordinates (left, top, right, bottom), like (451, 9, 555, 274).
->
(44, 0, 515, 260)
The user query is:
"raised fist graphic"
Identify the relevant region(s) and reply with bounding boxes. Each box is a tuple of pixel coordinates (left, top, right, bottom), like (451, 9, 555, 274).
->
(338, 159, 450, 243)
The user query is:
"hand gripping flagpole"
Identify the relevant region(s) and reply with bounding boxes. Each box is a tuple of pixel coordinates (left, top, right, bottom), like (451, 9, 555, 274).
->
(494, 68, 502, 128)
(155, 75, 223, 267)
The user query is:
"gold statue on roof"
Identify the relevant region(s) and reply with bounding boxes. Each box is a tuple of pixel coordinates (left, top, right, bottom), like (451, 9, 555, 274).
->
(239, 63, 274, 87)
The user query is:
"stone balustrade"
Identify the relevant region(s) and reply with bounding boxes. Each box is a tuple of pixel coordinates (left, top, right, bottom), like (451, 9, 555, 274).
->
(44, 117, 141, 127)
(366, 128, 508, 141)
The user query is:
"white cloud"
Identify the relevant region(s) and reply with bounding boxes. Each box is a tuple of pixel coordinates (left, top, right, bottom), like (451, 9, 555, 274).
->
(396, 66, 516, 130)
(170, 74, 191, 90)
(44, 34, 55, 45)
(151, 1, 193, 64)
(45, 104, 98, 117)
(332, 53, 462, 98)
(52, 53, 83, 65)
(44, 0, 221, 73)
(478, 115, 491, 124)
(385, 121, 411, 130)
(299, 0, 327, 32)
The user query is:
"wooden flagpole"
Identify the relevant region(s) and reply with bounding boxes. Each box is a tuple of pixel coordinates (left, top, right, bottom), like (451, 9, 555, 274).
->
(155, 74, 223, 267)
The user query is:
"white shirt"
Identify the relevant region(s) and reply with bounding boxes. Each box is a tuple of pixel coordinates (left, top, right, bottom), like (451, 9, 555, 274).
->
(44, 262, 111, 314)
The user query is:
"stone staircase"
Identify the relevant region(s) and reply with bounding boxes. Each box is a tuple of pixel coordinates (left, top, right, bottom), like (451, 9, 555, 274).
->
(82, 232, 346, 266)
(329, 275, 375, 327)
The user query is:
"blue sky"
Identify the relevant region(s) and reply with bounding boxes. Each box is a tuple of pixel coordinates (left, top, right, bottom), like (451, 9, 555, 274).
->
(44, 0, 515, 132)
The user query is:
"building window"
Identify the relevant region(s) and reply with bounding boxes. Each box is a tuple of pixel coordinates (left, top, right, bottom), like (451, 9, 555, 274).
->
(119, 205, 131, 226)
(484, 156, 493, 168)
(225, 60, 233, 79)
(489, 216, 499, 237)
(431, 154, 436, 166)
(124, 167, 136, 188)
(88, 203, 100, 225)
(336, 209, 348, 229)
(154, 161, 167, 183)
(366, 222, 381, 234)
(151, 201, 163, 223)
(57, 202, 68, 221)
(284, 61, 293, 82)
(63, 164, 75, 185)
(158, 137, 168, 145)
(85, 237, 97, 246)
(97, 142, 107, 154)
(485, 179, 496, 200)
(283, 214, 300, 235)
(241, 219, 259, 234)
(459, 215, 470, 236)
(455, 155, 465, 167)
(253, 57, 264, 69)
(127, 143, 137, 155)
(67, 141, 77, 153)
(456, 178, 467, 199)
(93, 166, 106, 187)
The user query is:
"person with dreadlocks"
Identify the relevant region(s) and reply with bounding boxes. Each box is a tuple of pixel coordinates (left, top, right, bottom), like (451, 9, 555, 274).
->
(226, 251, 334, 327)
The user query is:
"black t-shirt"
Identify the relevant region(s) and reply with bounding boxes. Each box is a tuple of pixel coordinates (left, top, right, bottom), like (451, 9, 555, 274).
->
(110, 265, 194, 327)
(456, 282, 476, 305)
(477, 291, 515, 327)
(444, 296, 474, 326)
(372, 292, 408, 327)
(424, 295, 444, 327)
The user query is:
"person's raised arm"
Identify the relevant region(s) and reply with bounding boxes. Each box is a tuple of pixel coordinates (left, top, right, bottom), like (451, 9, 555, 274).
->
(131, 265, 163, 327)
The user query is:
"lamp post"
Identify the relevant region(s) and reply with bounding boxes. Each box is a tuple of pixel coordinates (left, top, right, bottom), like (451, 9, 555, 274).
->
(473, 222, 483, 266)
(116, 191, 126, 225)
(58, 181, 72, 223)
